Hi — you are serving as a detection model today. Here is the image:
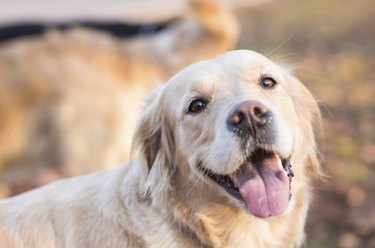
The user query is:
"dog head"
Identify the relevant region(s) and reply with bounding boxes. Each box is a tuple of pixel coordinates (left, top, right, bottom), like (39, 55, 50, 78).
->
(133, 50, 321, 220)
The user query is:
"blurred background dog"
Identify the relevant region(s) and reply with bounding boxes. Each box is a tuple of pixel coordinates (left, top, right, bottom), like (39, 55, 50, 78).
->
(0, 0, 239, 195)
(0, 0, 374, 247)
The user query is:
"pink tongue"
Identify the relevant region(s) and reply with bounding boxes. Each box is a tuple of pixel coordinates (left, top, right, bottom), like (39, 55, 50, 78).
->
(234, 156, 290, 218)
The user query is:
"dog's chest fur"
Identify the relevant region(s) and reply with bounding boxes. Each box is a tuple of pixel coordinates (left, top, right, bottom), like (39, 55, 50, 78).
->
(0, 162, 304, 248)
(121, 165, 305, 248)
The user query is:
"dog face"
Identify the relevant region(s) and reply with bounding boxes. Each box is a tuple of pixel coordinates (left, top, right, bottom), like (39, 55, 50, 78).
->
(134, 50, 320, 220)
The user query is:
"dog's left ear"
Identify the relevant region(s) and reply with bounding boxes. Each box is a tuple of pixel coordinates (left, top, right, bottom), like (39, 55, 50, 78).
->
(285, 73, 323, 177)
(132, 85, 176, 195)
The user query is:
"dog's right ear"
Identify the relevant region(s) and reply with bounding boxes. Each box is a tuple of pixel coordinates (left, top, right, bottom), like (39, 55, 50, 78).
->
(131, 84, 175, 173)
(132, 85, 163, 170)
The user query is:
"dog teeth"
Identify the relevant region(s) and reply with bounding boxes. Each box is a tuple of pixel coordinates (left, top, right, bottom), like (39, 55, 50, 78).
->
(287, 165, 294, 178)
(282, 160, 294, 179)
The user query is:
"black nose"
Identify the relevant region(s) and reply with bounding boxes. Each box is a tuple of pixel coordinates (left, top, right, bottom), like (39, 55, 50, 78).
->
(227, 100, 272, 132)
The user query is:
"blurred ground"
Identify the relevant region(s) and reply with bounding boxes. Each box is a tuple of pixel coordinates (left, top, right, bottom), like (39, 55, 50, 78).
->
(237, 0, 375, 247)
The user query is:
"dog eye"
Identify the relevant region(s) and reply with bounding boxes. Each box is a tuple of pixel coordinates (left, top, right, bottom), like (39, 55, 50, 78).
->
(260, 77, 277, 89)
(187, 98, 208, 114)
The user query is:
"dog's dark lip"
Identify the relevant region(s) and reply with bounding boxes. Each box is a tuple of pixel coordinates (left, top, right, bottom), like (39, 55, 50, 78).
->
(205, 170, 243, 201)
(201, 148, 294, 201)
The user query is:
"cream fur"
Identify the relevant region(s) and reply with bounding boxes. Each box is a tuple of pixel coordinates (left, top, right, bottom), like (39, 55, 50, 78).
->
(0, 50, 321, 248)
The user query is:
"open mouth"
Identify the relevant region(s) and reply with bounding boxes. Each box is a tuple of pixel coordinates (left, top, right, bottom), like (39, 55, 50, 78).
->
(202, 148, 294, 218)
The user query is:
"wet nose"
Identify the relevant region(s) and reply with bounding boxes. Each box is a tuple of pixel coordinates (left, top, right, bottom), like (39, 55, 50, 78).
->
(227, 100, 272, 132)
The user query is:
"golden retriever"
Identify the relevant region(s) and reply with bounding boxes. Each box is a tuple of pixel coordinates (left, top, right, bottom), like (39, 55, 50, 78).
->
(0, 0, 239, 196)
(0, 50, 321, 247)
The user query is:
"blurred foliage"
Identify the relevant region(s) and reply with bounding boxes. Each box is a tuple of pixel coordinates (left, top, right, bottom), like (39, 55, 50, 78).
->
(237, 0, 375, 247)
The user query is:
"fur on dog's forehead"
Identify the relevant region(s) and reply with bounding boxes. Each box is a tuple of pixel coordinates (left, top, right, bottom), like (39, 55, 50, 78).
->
(165, 50, 285, 93)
